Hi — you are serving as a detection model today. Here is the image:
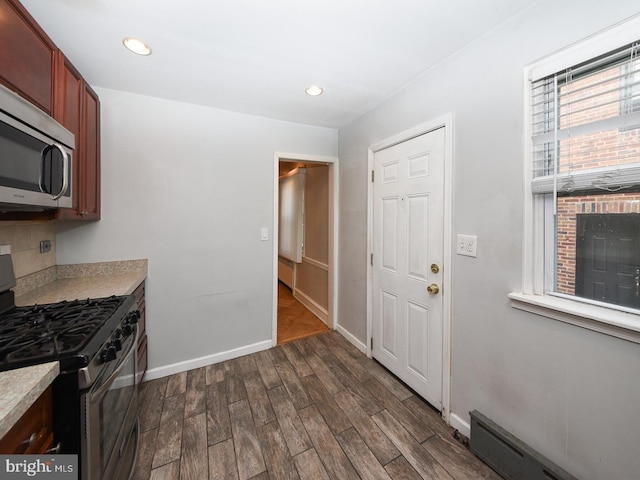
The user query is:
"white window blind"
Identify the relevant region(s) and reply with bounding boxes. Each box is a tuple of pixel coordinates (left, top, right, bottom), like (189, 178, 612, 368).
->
(531, 41, 640, 195)
(278, 168, 305, 263)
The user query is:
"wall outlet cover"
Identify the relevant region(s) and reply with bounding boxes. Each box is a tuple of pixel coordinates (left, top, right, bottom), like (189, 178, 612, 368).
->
(457, 234, 477, 257)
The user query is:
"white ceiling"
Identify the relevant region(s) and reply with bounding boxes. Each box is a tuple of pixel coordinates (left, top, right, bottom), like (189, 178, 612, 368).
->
(21, 0, 538, 128)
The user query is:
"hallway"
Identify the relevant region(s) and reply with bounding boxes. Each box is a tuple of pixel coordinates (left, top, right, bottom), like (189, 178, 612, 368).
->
(277, 282, 330, 345)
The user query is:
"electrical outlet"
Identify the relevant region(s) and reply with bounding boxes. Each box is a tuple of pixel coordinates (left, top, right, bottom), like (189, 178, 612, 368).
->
(456, 234, 477, 257)
(40, 240, 52, 253)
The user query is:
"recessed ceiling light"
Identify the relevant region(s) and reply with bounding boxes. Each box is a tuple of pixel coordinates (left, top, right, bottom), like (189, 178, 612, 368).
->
(123, 37, 152, 56)
(305, 85, 324, 96)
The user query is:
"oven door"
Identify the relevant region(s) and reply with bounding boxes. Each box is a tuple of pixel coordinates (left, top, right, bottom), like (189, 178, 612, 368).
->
(81, 327, 138, 480)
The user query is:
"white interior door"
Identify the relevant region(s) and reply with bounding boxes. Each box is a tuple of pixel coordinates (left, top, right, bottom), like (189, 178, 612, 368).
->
(372, 127, 445, 410)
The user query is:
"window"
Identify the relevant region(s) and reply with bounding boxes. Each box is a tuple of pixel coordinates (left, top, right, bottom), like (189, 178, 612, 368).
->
(513, 16, 640, 342)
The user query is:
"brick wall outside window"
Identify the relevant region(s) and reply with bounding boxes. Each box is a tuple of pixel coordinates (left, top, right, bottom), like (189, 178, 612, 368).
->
(554, 63, 640, 295)
(556, 193, 640, 294)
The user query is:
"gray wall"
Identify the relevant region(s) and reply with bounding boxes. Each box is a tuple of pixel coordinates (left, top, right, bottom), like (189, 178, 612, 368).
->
(56, 88, 337, 374)
(337, 1, 640, 479)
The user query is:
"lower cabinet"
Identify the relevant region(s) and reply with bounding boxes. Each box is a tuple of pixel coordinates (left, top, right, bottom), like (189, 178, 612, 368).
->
(0, 386, 54, 454)
(133, 281, 147, 387)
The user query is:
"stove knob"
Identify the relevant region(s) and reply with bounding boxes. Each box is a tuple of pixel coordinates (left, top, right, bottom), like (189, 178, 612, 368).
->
(127, 310, 140, 324)
(122, 324, 133, 336)
(113, 329, 123, 350)
(101, 344, 117, 363)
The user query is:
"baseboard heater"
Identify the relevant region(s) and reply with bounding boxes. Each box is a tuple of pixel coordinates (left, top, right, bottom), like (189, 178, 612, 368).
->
(469, 410, 578, 480)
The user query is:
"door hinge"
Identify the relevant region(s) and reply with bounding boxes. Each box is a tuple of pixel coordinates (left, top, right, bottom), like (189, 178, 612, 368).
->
(370, 253, 373, 266)
(370, 337, 373, 350)
(371, 170, 375, 182)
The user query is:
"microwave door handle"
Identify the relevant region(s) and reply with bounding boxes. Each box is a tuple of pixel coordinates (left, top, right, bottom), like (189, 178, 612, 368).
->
(51, 143, 69, 200)
(38, 145, 49, 194)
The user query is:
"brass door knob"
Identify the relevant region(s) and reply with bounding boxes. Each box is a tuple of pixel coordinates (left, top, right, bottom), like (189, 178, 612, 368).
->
(426, 284, 440, 294)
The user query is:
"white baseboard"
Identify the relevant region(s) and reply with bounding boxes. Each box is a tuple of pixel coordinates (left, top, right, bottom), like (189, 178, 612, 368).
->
(294, 288, 329, 325)
(335, 324, 367, 354)
(144, 339, 272, 381)
(449, 412, 471, 438)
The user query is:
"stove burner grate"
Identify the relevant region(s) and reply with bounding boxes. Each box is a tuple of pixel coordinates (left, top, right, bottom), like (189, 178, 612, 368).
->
(0, 296, 126, 370)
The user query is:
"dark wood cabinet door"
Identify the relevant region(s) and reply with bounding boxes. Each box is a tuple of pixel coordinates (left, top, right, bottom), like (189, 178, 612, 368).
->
(0, 386, 53, 454)
(54, 53, 83, 219)
(0, 0, 56, 114)
(80, 84, 101, 220)
(55, 55, 101, 221)
(133, 281, 147, 387)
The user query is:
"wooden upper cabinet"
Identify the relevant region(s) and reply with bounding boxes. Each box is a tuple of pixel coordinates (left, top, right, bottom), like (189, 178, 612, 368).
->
(79, 84, 101, 220)
(0, 0, 56, 114)
(55, 53, 101, 220)
(0, 0, 101, 221)
(54, 53, 83, 218)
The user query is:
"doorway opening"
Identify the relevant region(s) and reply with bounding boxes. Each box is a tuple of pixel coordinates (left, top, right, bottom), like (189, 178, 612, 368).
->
(272, 153, 338, 346)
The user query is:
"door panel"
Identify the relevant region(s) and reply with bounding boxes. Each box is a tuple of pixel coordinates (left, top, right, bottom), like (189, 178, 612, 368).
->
(372, 128, 445, 409)
(576, 213, 640, 309)
(408, 194, 429, 281)
(382, 291, 398, 358)
(382, 197, 400, 271)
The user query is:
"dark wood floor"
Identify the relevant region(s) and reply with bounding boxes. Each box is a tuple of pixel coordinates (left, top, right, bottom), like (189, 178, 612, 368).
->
(277, 282, 330, 345)
(133, 331, 499, 480)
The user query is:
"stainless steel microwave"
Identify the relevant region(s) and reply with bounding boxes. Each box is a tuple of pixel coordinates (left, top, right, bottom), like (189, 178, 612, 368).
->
(0, 83, 74, 210)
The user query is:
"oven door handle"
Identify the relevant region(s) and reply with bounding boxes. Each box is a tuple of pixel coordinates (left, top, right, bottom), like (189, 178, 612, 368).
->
(91, 329, 136, 403)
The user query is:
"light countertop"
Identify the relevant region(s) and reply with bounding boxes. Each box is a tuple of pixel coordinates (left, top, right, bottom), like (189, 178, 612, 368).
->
(0, 362, 59, 438)
(15, 259, 147, 306)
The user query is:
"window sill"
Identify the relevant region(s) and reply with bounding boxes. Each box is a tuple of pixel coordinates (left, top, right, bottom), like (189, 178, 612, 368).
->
(508, 292, 640, 344)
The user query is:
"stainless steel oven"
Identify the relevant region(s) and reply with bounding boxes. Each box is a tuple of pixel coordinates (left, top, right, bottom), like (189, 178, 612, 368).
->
(81, 322, 138, 480)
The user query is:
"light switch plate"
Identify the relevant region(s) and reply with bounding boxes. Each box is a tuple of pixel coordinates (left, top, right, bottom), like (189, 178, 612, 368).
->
(457, 234, 477, 257)
(261, 227, 269, 241)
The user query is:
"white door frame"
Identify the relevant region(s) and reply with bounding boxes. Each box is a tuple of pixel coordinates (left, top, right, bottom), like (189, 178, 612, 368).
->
(366, 114, 454, 423)
(272, 152, 339, 347)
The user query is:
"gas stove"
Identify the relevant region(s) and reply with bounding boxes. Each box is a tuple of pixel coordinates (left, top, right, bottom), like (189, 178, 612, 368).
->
(0, 255, 141, 480)
(0, 296, 132, 372)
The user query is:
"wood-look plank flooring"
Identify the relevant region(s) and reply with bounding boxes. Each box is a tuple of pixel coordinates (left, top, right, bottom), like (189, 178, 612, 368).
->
(133, 331, 500, 480)
(277, 282, 330, 345)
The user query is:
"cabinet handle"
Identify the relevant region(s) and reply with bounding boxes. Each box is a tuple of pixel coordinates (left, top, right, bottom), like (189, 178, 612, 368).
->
(44, 442, 62, 454)
(20, 433, 37, 447)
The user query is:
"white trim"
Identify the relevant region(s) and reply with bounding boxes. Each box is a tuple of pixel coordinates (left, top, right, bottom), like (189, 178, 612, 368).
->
(294, 288, 329, 325)
(144, 339, 272, 381)
(366, 113, 454, 425)
(366, 149, 374, 359)
(449, 413, 471, 439)
(528, 13, 640, 81)
(273, 152, 339, 347)
(509, 293, 640, 344)
(336, 323, 368, 354)
(520, 17, 640, 337)
(302, 256, 329, 271)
